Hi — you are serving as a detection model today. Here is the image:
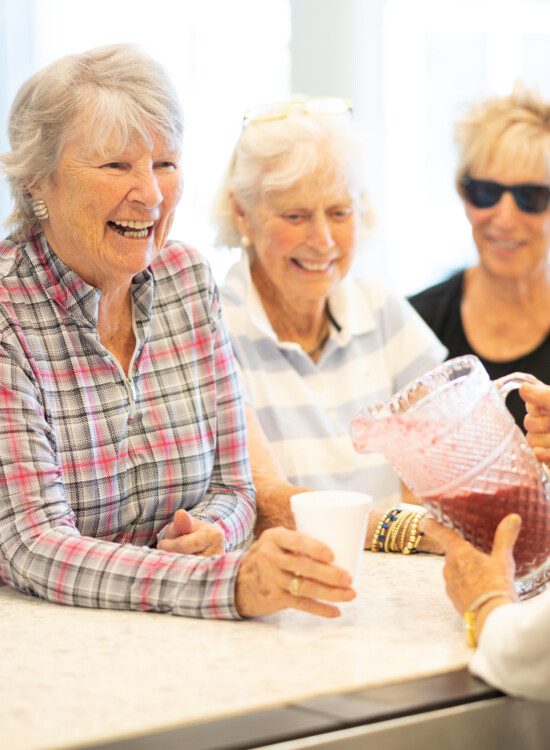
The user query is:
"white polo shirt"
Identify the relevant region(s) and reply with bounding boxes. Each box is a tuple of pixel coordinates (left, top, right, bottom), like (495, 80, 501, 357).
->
(220, 254, 446, 508)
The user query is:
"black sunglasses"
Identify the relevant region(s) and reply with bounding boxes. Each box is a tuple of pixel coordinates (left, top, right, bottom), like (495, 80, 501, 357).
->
(460, 176, 550, 215)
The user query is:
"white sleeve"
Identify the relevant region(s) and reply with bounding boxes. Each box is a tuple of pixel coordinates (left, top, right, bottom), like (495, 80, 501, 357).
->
(469, 588, 550, 701)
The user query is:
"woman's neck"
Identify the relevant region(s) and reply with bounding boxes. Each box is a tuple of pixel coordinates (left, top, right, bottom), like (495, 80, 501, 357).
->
(466, 262, 550, 309)
(97, 284, 136, 374)
(252, 265, 329, 354)
(461, 263, 550, 361)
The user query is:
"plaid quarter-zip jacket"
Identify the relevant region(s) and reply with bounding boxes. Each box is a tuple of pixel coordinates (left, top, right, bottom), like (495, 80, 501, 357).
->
(0, 232, 255, 619)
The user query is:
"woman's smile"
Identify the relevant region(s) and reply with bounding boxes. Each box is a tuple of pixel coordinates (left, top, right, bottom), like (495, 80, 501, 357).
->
(290, 257, 337, 273)
(107, 219, 156, 239)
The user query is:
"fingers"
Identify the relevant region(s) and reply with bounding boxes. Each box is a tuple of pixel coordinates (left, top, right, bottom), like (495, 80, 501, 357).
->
(524, 413, 550, 438)
(491, 514, 522, 563)
(523, 386, 550, 461)
(283, 572, 356, 603)
(524, 409, 550, 429)
(235, 529, 356, 618)
(159, 512, 225, 556)
(262, 526, 335, 564)
(520, 382, 550, 412)
(284, 597, 343, 619)
(158, 534, 201, 554)
(158, 525, 224, 556)
(524, 411, 550, 461)
(262, 527, 352, 587)
(163, 509, 194, 540)
(279, 553, 351, 588)
(521, 383, 550, 452)
(531, 447, 550, 465)
(158, 537, 220, 555)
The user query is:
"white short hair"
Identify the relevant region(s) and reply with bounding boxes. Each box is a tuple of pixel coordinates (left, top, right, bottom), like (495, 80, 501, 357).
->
(213, 110, 373, 248)
(1, 44, 184, 240)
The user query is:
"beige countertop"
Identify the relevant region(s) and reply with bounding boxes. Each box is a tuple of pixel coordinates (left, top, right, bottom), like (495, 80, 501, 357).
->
(1, 552, 470, 750)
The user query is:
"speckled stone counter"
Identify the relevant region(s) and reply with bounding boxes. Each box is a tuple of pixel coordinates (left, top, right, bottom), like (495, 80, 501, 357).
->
(1, 552, 471, 750)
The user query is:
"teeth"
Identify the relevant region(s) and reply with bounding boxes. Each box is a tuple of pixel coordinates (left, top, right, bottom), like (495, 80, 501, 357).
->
(124, 229, 149, 238)
(295, 260, 331, 271)
(490, 238, 522, 250)
(112, 219, 154, 229)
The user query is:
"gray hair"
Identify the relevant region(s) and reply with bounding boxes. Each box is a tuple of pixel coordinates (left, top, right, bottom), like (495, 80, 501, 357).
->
(1, 44, 184, 240)
(213, 110, 373, 248)
(455, 85, 550, 189)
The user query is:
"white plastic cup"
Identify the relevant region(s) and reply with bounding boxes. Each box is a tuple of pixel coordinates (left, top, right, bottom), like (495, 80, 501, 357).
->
(290, 490, 373, 585)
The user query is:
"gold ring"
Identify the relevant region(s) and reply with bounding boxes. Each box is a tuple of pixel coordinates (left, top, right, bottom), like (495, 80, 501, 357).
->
(289, 577, 301, 596)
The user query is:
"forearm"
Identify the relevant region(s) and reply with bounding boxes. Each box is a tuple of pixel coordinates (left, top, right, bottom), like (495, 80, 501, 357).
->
(253, 477, 299, 535)
(190, 485, 256, 550)
(2, 519, 246, 618)
(244, 404, 302, 534)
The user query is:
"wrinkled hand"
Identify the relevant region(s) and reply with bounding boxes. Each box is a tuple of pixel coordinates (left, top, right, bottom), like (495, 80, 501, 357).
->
(157, 509, 225, 556)
(235, 527, 356, 618)
(432, 514, 520, 616)
(521, 382, 550, 464)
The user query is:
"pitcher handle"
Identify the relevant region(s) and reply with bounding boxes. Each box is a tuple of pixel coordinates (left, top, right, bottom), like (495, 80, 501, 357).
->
(494, 372, 550, 485)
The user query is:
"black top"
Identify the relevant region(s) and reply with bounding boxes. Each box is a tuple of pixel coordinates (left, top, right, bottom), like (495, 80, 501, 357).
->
(408, 271, 550, 431)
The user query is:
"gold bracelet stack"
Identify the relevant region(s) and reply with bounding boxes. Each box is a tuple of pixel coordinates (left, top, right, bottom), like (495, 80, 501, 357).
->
(370, 504, 427, 554)
(371, 507, 401, 552)
(402, 508, 427, 554)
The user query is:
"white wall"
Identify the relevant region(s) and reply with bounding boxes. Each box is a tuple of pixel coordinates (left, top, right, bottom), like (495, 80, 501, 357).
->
(290, 0, 550, 295)
(1, 0, 549, 294)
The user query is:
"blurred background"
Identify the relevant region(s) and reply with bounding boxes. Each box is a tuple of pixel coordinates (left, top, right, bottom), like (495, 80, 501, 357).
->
(1, 0, 549, 294)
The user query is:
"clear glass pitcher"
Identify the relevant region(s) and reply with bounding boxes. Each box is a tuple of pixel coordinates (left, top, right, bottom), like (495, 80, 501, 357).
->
(350, 355, 550, 597)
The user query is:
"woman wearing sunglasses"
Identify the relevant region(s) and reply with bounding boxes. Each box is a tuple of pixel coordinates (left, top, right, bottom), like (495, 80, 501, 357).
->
(409, 87, 550, 431)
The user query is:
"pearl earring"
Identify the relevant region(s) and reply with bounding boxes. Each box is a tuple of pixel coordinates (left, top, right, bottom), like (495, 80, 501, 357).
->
(31, 198, 49, 221)
(240, 235, 251, 249)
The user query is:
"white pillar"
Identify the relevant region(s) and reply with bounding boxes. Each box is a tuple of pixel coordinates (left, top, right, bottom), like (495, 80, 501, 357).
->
(289, 0, 389, 279)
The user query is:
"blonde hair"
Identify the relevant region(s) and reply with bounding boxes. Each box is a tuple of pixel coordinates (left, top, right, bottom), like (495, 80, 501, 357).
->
(213, 110, 373, 248)
(455, 85, 550, 189)
(1, 44, 183, 240)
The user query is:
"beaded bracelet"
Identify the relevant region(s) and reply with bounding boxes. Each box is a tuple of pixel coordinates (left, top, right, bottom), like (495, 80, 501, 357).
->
(371, 507, 401, 552)
(401, 509, 427, 554)
(387, 509, 414, 552)
(386, 510, 405, 551)
(396, 511, 416, 551)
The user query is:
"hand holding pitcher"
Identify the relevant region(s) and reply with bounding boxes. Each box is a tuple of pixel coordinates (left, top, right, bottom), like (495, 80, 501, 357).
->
(350, 356, 550, 597)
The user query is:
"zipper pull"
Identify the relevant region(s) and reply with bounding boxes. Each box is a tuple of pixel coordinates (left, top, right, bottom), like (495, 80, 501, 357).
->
(127, 378, 137, 421)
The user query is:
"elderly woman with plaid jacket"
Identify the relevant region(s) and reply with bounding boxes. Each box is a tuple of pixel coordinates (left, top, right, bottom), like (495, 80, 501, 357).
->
(0, 46, 354, 620)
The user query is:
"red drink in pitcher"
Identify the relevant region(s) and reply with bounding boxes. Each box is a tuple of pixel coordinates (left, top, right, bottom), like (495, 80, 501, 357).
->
(351, 356, 550, 596)
(425, 485, 550, 581)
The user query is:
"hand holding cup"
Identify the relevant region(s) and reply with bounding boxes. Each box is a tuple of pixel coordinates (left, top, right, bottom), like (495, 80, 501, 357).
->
(235, 527, 356, 618)
(291, 491, 373, 585)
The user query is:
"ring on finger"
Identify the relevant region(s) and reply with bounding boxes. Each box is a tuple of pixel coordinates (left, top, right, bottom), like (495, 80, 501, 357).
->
(289, 576, 301, 597)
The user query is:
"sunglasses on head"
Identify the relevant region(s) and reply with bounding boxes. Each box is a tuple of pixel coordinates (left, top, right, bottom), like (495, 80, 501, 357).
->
(242, 97, 353, 127)
(460, 175, 550, 215)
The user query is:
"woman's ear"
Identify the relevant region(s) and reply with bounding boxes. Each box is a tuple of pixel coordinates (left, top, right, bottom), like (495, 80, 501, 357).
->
(230, 194, 252, 242)
(25, 179, 47, 201)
